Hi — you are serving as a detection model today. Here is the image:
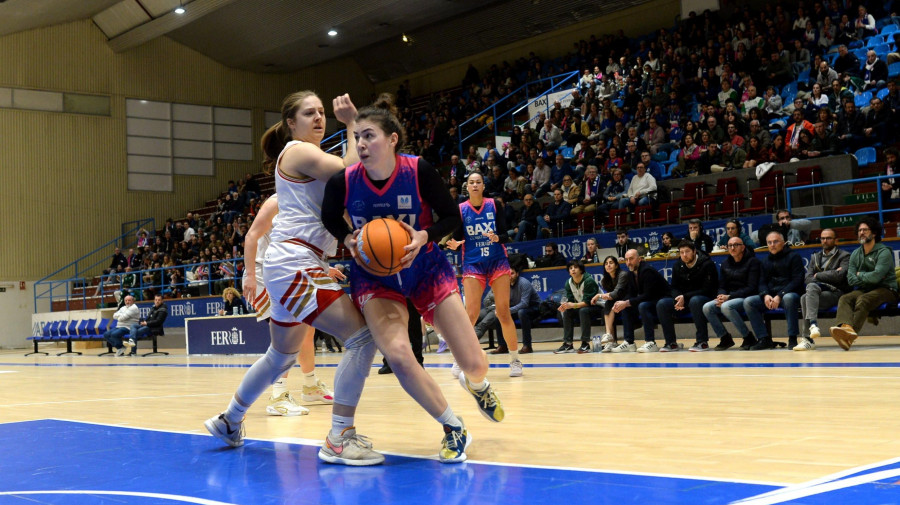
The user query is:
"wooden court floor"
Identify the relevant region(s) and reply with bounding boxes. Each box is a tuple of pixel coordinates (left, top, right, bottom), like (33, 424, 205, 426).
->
(2, 336, 900, 486)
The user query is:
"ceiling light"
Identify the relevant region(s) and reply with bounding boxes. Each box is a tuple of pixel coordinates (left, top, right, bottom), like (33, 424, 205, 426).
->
(328, 29, 338, 36)
(401, 33, 409, 43)
(174, 2, 185, 14)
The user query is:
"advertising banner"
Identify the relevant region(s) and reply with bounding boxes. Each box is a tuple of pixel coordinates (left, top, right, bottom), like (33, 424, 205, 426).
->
(185, 314, 269, 355)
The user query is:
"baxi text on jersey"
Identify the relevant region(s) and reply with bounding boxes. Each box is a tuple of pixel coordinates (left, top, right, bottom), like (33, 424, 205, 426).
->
(465, 223, 495, 237)
(210, 328, 245, 346)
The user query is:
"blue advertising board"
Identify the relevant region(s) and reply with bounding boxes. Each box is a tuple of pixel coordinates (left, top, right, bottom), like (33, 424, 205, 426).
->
(184, 314, 270, 355)
(135, 296, 225, 328)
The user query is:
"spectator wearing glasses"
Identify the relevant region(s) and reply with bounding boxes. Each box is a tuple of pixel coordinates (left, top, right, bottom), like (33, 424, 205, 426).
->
(716, 219, 757, 250)
(795, 229, 850, 351)
(702, 237, 762, 351)
(509, 194, 540, 242)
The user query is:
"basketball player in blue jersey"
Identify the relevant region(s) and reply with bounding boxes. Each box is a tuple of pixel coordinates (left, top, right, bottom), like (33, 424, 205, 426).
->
(446, 172, 523, 377)
(322, 94, 505, 464)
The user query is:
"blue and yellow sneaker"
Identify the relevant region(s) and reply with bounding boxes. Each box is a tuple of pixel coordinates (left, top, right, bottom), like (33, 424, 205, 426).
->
(458, 372, 505, 422)
(439, 417, 470, 463)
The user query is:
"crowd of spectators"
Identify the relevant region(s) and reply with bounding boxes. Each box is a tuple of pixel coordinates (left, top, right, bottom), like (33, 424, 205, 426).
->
(417, 0, 899, 242)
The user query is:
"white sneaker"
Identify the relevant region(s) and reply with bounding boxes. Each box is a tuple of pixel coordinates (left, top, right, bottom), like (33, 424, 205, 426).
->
(302, 380, 334, 404)
(610, 341, 637, 353)
(266, 391, 310, 416)
(600, 333, 615, 344)
(204, 413, 245, 448)
(123, 339, 135, 349)
(318, 427, 385, 466)
(793, 337, 816, 351)
(637, 341, 659, 353)
(509, 359, 523, 377)
(450, 362, 461, 378)
(115, 348, 125, 357)
(809, 324, 821, 339)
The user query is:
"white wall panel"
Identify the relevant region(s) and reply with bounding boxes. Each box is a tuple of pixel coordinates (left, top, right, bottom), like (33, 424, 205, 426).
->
(127, 136, 172, 156)
(215, 143, 253, 161)
(128, 172, 173, 192)
(127, 118, 171, 138)
(173, 121, 213, 141)
(174, 157, 214, 176)
(173, 139, 213, 158)
(126, 98, 170, 120)
(13, 89, 63, 111)
(214, 107, 251, 126)
(172, 103, 212, 123)
(127, 155, 172, 174)
(214, 124, 251, 144)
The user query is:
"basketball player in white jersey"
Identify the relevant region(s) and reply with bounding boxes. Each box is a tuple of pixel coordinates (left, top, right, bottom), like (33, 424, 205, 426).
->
(205, 91, 383, 465)
(242, 193, 338, 417)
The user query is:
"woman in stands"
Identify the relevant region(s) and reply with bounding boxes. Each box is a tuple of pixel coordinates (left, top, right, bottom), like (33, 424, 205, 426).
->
(591, 255, 636, 352)
(771, 133, 793, 164)
(321, 94, 505, 463)
(446, 172, 523, 377)
(205, 91, 385, 467)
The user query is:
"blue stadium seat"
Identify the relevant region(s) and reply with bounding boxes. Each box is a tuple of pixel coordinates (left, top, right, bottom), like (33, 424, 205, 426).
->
(889, 62, 900, 79)
(854, 91, 873, 108)
(877, 87, 890, 100)
(855, 147, 876, 167)
(882, 24, 899, 36)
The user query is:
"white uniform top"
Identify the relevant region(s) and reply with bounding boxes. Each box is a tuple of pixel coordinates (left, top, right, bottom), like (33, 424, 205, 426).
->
(255, 231, 271, 279)
(269, 140, 337, 257)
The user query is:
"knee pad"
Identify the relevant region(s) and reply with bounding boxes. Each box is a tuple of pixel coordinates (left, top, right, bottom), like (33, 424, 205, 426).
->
(264, 346, 299, 384)
(333, 326, 377, 407)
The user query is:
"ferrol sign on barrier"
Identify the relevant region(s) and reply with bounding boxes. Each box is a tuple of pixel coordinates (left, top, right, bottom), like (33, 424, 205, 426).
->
(184, 314, 269, 355)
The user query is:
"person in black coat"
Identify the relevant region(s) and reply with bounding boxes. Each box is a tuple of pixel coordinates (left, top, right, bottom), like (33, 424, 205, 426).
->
(218, 287, 249, 316)
(611, 249, 671, 352)
(657, 240, 719, 351)
(742, 231, 804, 350)
(701, 235, 762, 350)
(125, 293, 168, 355)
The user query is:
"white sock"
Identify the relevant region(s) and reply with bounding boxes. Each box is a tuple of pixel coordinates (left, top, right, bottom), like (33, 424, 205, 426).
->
(303, 370, 318, 387)
(271, 377, 287, 397)
(224, 397, 248, 424)
(435, 405, 462, 428)
(466, 377, 488, 392)
(509, 350, 519, 362)
(330, 414, 354, 439)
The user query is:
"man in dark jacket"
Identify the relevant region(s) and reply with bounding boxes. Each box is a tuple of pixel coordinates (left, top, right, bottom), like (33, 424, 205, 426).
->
(510, 195, 541, 242)
(656, 240, 719, 351)
(125, 294, 168, 355)
(536, 189, 572, 238)
(795, 228, 850, 351)
(613, 249, 671, 353)
(702, 236, 762, 350)
(743, 231, 804, 350)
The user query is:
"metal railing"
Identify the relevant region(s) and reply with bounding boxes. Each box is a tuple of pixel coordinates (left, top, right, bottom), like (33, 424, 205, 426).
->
(457, 70, 579, 155)
(34, 218, 156, 311)
(786, 173, 896, 227)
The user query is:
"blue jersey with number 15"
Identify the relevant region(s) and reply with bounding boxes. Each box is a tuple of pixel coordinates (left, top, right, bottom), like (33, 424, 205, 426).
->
(460, 198, 507, 266)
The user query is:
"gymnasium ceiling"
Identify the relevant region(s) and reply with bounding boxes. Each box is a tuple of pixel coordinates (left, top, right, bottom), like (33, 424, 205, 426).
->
(0, 0, 650, 83)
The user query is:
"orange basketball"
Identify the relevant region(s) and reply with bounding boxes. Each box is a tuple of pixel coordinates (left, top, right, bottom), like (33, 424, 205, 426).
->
(357, 218, 411, 276)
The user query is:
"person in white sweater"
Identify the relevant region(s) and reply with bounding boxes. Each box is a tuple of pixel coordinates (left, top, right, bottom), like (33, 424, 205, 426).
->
(104, 295, 141, 356)
(617, 162, 657, 210)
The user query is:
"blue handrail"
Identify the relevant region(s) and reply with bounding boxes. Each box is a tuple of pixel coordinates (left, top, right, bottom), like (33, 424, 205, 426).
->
(34, 218, 156, 312)
(322, 130, 347, 154)
(786, 173, 895, 226)
(457, 70, 579, 156)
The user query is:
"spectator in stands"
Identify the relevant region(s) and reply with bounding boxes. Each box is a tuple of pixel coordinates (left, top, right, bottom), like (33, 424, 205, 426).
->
(675, 133, 702, 177)
(716, 218, 757, 249)
(860, 51, 888, 91)
(530, 156, 550, 195)
(539, 118, 563, 150)
(764, 52, 794, 88)
(718, 79, 739, 106)
(611, 249, 671, 353)
(617, 162, 656, 210)
(597, 168, 628, 223)
(657, 239, 719, 351)
(537, 189, 571, 238)
(854, 5, 877, 40)
(833, 45, 860, 78)
(553, 259, 602, 354)
(863, 98, 891, 144)
(713, 140, 747, 172)
(807, 83, 830, 113)
(835, 99, 865, 152)
(114, 267, 137, 305)
(535, 154, 571, 197)
(104, 294, 140, 357)
(796, 228, 850, 351)
(786, 109, 815, 149)
(743, 136, 772, 168)
(448, 154, 465, 179)
(831, 217, 900, 350)
(642, 117, 667, 156)
(535, 242, 567, 268)
(218, 286, 248, 316)
(485, 267, 540, 354)
(572, 164, 601, 214)
(770, 133, 793, 163)
(182, 221, 196, 243)
(742, 231, 804, 350)
(591, 256, 635, 352)
(107, 247, 127, 274)
(484, 164, 505, 198)
(740, 86, 764, 119)
(683, 219, 714, 254)
(704, 116, 727, 145)
(560, 175, 581, 210)
(510, 194, 540, 242)
(764, 86, 784, 117)
(702, 235, 762, 351)
(816, 61, 840, 90)
(805, 121, 838, 158)
(726, 123, 745, 148)
(124, 293, 168, 354)
(581, 237, 601, 263)
(697, 142, 723, 175)
(881, 148, 899, 203)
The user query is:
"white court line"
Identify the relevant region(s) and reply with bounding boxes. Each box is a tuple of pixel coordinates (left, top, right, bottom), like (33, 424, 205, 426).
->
(732, 455, 900, 502)
(0, 392, 227, 408)
(0, 490, 236, 505)
(0, 371, 16, 374)
(731, 467, 900, 504)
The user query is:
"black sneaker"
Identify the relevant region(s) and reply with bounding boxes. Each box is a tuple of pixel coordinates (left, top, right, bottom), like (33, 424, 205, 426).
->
(377, 363, 393, 375)
(554, 343, 575, 354)
(576, 342, 591, 354)
(749, 337, 774, 350)
(787, 336, 798, 349)
(714, 334, 735, 351)
(740, 333, 758, 350)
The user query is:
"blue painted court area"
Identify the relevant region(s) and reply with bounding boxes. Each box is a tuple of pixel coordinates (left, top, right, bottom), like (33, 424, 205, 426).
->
(1, 420, 898, 504)
(0, 419, 778, 505)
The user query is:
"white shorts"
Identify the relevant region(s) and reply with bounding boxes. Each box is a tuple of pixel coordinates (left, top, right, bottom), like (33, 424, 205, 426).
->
(245, 268, 271, 322)
(263, 241, 343, 326)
